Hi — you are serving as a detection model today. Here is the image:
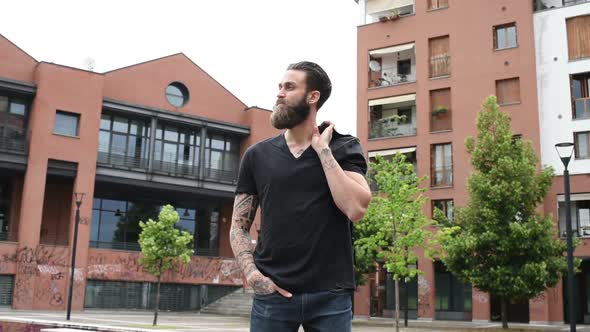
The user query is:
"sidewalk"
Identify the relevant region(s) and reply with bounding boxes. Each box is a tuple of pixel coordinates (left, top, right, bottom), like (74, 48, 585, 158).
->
(0, 308, 589, 332)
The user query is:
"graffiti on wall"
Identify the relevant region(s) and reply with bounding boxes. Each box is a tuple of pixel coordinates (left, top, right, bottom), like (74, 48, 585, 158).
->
(87, 251, 242, 285)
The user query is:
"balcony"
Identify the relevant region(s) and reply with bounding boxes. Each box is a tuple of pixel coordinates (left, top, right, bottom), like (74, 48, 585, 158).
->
(369, 43, 416, 88)
(369, 94, 417, 139)
(365, 0, 415, 24)
(97, 152, 149, 170)
(558, 198, 590, 238)
(429, 55, 451, 79)
(0, 126, 26, 153)
(534, 0, 590, 11)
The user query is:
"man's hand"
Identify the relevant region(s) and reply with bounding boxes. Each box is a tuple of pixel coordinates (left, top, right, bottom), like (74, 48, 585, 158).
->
(311, 121, 334, 154)
(247, 270, 292, 298)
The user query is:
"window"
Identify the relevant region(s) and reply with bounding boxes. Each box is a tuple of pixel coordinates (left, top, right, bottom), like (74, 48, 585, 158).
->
(435, 261, 472, 318)
(369, 94, 417, 139)
(429, 36, 450, 78)
(428, 0, 449, 10)
(153, 122, 200, 176)
(204, 133, 240, 182)
(567, 15, 590, 61)
(433, 199, 454, 223)
(494, 23, 517, 50)
(398, 108, 412, 124)
(430, 88, 452, 132)
(53, 111, 80, 137)
(166, 82, 189, 107)
(496, 77, 521, 105)
(575, 131, 590, 159)
(558, 197, 590, 238)
(431, 143, 452, 186)
(98, 113, 150, 169)
(572, 72, 590, 119)
(397, 59, 411, 77)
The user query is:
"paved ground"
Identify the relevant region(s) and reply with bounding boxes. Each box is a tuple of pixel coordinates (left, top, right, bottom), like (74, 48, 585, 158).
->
(1, 309, 590, 332)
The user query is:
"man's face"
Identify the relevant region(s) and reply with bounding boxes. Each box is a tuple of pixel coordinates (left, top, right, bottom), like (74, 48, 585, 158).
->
(271, 70, 311, 129)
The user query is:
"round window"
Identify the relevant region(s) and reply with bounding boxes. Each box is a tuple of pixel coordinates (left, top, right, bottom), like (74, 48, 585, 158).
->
(166, 82, 189, 107)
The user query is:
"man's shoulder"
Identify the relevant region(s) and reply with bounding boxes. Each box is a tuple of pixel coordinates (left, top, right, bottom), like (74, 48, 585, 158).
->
(244, 134, 283, 156)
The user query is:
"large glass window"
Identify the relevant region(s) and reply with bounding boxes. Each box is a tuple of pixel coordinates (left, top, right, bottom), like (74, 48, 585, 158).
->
(153, 123, 200, 176)
(435, 261, 472, 320)
(91, 197, 220, 255)
(204, 133, 240, 182)
(98, 113, 150, 169)
(575, 131, 590, 159)
(433, 199, 454, 223)
(431, 143, 453, 187)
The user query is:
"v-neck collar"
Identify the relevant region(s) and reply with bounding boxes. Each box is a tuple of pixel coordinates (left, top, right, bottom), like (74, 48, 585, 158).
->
(280, 133, 313, 160)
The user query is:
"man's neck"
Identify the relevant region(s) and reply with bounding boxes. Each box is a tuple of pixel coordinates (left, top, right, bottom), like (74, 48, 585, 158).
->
(285, 114, 317, 146)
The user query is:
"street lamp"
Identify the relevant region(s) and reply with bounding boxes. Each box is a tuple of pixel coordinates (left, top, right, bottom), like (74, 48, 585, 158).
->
(555, 142, 576, 332)
(66, 192, 85, 321)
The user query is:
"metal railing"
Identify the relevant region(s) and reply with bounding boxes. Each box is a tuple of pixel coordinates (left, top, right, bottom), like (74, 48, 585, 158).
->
(369, 121, 417, 139)
(204, 168, 238, 183)
(429, 55, 451, 78)
(534, 0, 590, 11)
(0, 127, 27, 153)
(97, 152, 149, 170)
(0, 232, 17, 242)
(152, 159, 199, 177)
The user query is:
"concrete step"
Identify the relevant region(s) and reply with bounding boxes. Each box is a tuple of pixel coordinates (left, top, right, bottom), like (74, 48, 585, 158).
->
(200, 288, 254, 317)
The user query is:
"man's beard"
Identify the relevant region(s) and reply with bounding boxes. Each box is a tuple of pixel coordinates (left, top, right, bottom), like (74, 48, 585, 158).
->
(270, 96, 310, 129)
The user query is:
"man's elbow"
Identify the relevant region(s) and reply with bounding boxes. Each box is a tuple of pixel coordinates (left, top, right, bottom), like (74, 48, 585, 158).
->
(348, 193, 371, 222)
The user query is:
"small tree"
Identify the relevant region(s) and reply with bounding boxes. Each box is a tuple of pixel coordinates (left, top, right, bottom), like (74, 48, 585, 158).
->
(355, 153, 433, 330)
(437, 96, 571, 329)
(138, 204, 193, 326)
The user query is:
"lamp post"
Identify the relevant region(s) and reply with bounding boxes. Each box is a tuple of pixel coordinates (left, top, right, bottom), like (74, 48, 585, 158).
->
(555, 142, 576, 332)
(66, 192, 84, 321)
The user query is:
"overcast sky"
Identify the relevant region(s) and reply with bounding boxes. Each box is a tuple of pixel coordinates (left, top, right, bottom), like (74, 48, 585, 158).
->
(0, 0, 361, 134)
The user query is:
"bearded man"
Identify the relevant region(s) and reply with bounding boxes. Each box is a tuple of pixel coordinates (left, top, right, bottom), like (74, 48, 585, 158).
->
(230, 61, 371, 332)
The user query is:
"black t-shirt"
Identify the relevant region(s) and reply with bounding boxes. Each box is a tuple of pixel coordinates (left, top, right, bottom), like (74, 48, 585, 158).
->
(235, 131, 367, 292)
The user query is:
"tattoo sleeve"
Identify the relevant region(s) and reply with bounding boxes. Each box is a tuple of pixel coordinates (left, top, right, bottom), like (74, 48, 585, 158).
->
(319, 147, 338, 172)
(229, 193, 260, 279)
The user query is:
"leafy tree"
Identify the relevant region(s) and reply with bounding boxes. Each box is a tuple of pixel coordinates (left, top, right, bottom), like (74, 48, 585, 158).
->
(437, 96, 571, 329)
(138, 204, 193, 326)
(354, 153, 433, 329)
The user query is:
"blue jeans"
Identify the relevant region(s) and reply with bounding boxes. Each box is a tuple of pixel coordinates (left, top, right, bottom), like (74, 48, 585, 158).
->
(250, 289, 352, 332)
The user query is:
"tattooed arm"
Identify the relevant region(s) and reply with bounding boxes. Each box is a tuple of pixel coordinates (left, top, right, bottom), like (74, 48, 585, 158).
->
(311, 123, 371, 222)
(229, 193, 292, 297)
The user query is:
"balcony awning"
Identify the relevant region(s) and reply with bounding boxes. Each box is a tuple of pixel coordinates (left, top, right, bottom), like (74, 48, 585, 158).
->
(558, 193, 590, 202)
(369, 93, 416, 106)
(369, 146, 416, 158)
(370, 43, 415, 56)
(367, 0, 414, 15)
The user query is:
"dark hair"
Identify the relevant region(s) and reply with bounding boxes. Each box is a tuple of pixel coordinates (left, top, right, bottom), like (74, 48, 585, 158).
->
(287, 61, 332, 109)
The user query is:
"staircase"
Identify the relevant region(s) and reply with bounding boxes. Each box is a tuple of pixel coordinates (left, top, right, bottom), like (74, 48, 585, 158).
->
(200, 287, 254, 317)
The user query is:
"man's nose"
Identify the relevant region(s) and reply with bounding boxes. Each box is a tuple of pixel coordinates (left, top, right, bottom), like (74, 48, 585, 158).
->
(276, 89, 286, 99)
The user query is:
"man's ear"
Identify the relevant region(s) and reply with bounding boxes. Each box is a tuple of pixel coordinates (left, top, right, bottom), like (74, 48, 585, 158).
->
(307, 91, 321, 104)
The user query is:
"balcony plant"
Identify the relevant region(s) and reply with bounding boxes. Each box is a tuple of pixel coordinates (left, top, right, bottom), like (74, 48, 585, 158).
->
(432, 105, 448, 116)
(378, 8, 400, 22)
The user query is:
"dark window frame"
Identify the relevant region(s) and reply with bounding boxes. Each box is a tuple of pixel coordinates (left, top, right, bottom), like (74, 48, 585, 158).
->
(575, 131, 590, 159)
(431, 143, 453, 187)
(53, 110, 80, 137)
(571, 72, 590, 120)
(433, 199, 454, 222)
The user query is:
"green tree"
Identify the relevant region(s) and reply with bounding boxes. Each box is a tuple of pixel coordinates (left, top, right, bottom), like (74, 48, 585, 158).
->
(437, 96, 571, 329)
(354, 153, 433, 330)
(138, 204, 193, 326)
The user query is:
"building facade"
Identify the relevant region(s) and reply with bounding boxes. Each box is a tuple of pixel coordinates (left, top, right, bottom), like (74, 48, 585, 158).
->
(0, 33, 277, 311)
(354, 0, 580, 324)
(534, 0, 590, 324)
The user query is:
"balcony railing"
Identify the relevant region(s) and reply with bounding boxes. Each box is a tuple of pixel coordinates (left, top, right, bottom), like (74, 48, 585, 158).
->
(573, 97, 590, 120)
(534, 0, 590, 11)
(369, 120, 417, 139)
(0, 126, 26, 153)
(429, 55, 451, 78)
(97, 152, 149, 170)
(152, 159, 199, 178)
(0, 232, 17, 242)
(204, 168, 238, 183)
